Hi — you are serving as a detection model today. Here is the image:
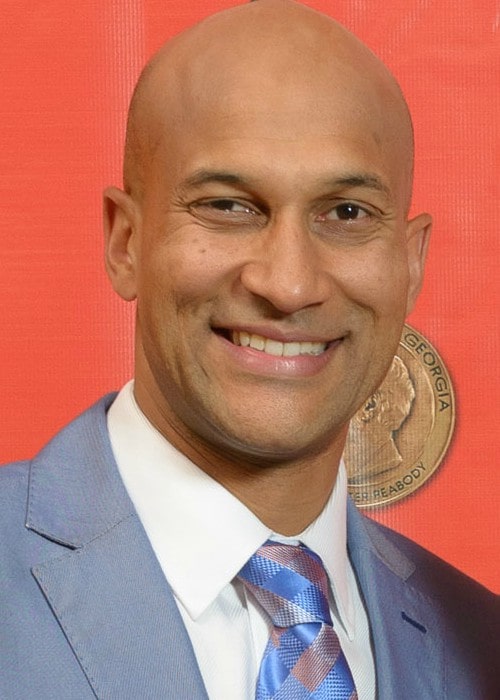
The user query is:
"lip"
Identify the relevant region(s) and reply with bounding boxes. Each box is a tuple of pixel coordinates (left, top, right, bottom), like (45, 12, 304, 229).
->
(212, 328, 343, 378)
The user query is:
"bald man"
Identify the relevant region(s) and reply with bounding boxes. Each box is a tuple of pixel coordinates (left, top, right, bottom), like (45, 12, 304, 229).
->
(1, 2, 498, 699)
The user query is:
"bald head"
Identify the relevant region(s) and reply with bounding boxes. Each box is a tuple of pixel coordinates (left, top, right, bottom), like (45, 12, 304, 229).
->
(104, 0, 431, 483)
(124, 0, 414, 209)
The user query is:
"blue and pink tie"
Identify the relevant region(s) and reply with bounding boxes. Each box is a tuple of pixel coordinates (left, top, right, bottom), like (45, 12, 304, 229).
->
(238, 540, 357, 699)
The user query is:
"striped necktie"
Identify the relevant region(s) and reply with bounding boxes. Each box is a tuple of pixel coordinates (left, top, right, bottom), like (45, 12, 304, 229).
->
(238, 540, 357, 699)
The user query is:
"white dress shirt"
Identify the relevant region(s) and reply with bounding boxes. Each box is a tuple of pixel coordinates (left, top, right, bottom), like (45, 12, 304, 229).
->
(107, 381, 376, 699)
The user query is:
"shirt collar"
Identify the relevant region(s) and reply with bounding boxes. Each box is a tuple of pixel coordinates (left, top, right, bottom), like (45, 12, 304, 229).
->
(107, 381, 354, 633)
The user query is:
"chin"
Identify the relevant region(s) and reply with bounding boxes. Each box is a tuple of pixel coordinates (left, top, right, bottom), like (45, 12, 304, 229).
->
(208, 417, 341, 466)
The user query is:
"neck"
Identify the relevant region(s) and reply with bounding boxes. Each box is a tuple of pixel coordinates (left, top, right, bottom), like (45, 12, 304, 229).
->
(134, 383, 346, 536)
(215, 456, 343, 536)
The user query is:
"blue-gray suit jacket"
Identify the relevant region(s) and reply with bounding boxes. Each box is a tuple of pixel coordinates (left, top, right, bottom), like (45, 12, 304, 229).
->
(1, 395, 498, 699)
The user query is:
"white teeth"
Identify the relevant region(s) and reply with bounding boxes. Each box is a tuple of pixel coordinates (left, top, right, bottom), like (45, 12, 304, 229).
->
(264, 339, 283, 356)
(283, 342, 301, 357)
(239, 331, 251, 347)
(251, 335, 265, 351)
(231, 331, 326, 357)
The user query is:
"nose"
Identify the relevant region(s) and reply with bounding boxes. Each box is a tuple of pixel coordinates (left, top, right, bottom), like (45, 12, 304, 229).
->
(239, 214, 333, 315)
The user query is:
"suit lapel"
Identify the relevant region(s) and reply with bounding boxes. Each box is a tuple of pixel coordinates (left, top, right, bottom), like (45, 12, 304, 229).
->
(347, 501, 445, 699)
(31, 513, 208, 699)
(27, 396, 208, 700)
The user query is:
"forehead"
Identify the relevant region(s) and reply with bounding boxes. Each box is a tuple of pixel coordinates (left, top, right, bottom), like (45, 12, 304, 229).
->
(170, 44, 388, 131)
(148, 77, 404, 205)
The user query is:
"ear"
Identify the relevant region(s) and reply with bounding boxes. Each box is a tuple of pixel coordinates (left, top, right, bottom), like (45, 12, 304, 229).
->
(103, 186, 139, 301)
(360, 394, 378, 423)
(405, 212, 432, 314)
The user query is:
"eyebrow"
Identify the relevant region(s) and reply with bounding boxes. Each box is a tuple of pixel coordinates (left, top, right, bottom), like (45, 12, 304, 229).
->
(180, 170, 249, 190)
(325, 173, 392, 197)
(180, 168, 391, 197)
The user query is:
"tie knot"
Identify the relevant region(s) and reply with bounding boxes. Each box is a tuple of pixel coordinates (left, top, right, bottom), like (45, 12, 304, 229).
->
(238, 541, 332, 628)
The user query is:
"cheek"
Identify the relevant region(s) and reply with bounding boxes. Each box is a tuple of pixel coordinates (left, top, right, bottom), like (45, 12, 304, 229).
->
(333, 243, 410, 316)
(139, 239, 229, 308)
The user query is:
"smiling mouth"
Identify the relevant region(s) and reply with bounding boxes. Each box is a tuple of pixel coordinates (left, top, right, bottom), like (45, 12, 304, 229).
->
(229, 330, 328, 357)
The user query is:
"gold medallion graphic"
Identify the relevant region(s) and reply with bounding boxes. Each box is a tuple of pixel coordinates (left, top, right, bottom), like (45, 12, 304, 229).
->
(345, 324, 455, 508)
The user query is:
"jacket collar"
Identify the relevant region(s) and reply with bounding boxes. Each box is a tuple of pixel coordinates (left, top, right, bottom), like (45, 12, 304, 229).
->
(26, 394, 208, 700)
(26, 393, 132, 547)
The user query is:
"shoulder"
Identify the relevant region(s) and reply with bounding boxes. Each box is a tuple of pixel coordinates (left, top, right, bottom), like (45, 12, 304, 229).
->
(362, 512, 498, 607)
(361, 512, 499, 655)
(0, 459, 30, 525)
(348, 496, 498, 621)
(0, 393, 117, 534)
(351, 506, 499, 694)
(368, 515, 496, 601)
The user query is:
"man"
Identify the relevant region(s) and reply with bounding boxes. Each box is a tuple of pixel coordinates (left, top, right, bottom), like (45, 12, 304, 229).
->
(1, 1, 498, 698)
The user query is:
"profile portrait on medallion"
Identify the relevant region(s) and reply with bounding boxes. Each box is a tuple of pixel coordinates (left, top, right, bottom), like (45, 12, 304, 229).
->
(345, 324, 455, 508)
(344, 356, 416, 484)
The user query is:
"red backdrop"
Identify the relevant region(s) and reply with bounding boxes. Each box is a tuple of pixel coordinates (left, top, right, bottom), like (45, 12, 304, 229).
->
(1, 0, 498, 592)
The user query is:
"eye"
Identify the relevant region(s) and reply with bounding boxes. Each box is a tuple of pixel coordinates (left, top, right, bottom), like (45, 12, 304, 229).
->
(312, 200, 381, 242)
(201, 199, 256, 214)
(188, 197, 266, 228)
(322, 203, 370, 221)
